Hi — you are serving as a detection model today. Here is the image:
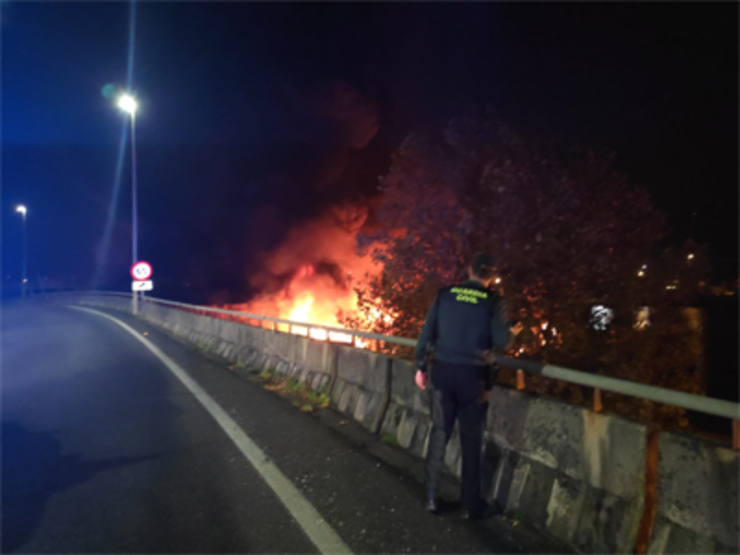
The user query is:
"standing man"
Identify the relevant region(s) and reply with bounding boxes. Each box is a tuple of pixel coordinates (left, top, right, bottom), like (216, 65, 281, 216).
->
(415, 253, 522, 519)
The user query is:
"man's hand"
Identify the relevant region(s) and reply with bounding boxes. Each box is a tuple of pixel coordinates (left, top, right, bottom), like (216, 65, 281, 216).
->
(481, 349, 497, 365)
(415, 370, 427, 390)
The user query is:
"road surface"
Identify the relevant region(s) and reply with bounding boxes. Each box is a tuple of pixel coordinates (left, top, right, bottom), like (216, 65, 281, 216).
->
(2, 302, 565, 553)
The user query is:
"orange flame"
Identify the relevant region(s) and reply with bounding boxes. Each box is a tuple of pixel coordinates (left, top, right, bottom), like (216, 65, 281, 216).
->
(226, 209, 394, 347)
(288, 291, 315, 323)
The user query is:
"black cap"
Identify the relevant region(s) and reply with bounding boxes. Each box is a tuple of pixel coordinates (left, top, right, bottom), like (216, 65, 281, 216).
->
(471, 253, 496, 278)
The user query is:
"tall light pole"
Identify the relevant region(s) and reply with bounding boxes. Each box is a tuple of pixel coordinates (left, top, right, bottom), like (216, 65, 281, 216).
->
(15, 205, 27, 299)
(117, 94, 139, 314)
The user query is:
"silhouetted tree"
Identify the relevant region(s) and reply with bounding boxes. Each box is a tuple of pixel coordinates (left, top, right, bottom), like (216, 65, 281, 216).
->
(354, 116, 708, 428)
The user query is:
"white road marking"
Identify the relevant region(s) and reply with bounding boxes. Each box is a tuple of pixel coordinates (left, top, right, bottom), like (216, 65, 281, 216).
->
(69, 306, 352, 555)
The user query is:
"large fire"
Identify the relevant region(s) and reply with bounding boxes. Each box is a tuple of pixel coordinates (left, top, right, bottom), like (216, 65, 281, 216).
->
(224, 209, 393, 347)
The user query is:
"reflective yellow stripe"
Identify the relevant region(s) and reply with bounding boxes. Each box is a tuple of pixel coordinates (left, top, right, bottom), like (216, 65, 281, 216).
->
(450, 287, 488, 299)
(455, 294, 479, 304)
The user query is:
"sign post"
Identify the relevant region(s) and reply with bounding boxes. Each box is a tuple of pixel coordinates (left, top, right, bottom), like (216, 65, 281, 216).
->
(132, 280, 153, 291)
(130, 261, 153, 315)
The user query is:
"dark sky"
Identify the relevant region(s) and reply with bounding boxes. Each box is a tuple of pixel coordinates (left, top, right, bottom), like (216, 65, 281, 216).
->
(2, 2, 737, 301)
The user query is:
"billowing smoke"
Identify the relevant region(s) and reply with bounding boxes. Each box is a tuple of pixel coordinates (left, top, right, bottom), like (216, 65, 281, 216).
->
(229, 81, 386, 326)
(288, 81, 380, 154)
(241, 204, 381, 326)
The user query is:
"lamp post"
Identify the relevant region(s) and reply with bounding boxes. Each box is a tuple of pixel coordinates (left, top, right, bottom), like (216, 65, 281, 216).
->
(117, 94, 139, 314)
(16, 205, 27, 299)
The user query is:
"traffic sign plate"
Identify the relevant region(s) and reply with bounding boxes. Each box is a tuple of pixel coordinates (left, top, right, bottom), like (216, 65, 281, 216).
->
(131, 261, 152, 281)
(132, 280, 153, 291)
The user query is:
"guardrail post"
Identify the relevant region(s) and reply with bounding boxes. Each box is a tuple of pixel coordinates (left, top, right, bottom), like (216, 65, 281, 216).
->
(594, 388, 603, 412)
(516, 369, 525, 391)
(733, 420, 739, 451)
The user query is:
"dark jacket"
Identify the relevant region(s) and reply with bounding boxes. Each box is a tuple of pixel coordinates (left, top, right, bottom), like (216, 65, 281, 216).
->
(414, 280, 513, 381)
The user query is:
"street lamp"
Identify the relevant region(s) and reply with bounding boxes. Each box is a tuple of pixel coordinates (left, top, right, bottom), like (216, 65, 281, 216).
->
(117, 93, 140, 314)
(117, 94, 138, 115)
(16, 205, 27, 298)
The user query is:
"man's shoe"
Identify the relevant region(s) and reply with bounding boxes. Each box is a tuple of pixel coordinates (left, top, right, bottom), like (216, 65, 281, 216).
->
(426, 497, 439, 513)
(460, 504, 495, 520)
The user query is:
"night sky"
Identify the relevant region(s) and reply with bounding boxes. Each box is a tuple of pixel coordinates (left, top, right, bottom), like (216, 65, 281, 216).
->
(2, 2, 737, 302)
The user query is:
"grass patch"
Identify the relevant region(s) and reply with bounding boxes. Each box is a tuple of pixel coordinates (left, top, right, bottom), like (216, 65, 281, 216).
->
(228, 359, 250, 372)
(197, 342, 215, 354)
(305, 389, 330, 408)
(382, 433, 399, 447)
(256, 369, 332, 412)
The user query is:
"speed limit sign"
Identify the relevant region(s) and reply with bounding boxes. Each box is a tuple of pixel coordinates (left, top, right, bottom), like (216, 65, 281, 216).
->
(131, 261, 153, 281)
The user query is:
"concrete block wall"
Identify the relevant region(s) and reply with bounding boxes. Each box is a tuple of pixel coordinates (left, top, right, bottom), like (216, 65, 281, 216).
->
(297, 339, 336, 392)
(332, 346, 391, 433)
(648, 432, 738, 554)
(379, 359, 438, 463)
(75, 295, 739, 555)
(131, 300, 346, 401)
(265, 334, 337, 394)
(484, 387, 648, 553)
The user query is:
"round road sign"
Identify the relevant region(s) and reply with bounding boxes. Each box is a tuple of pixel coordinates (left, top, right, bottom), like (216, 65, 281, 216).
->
(131, 261, 153, 281)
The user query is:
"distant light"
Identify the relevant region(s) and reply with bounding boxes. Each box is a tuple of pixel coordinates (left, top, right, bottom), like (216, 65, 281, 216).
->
(591, 305, 614, 331)
(117, 94, 138, 115)
(637, 270, 645, 277)
(641, 264, 647, 270)
(635, 306, 650, 330)
(494, 277, 502, 284)
(16, 205, 27, 215)
(687, 253, 695, 260)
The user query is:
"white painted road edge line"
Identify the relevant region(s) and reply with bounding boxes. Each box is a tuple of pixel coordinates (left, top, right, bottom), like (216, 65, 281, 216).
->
(68, 305, 352, 555)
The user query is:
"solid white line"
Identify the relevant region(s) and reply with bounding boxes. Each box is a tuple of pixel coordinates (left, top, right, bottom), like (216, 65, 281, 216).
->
(69, 305, 352, 555)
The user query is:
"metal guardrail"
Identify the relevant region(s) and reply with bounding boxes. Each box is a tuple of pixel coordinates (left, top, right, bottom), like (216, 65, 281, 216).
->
(64, 290, 740, 441)
(138, 293, 419, 347)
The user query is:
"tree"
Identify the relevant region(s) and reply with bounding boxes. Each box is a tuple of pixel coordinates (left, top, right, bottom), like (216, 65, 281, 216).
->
(355, 117, 707, 428)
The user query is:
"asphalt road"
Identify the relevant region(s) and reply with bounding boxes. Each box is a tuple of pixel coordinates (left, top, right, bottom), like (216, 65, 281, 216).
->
(2, 302, 566, 553)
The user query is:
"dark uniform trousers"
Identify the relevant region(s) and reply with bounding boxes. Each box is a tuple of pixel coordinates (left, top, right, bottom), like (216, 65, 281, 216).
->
(424, 360, 488, 512)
